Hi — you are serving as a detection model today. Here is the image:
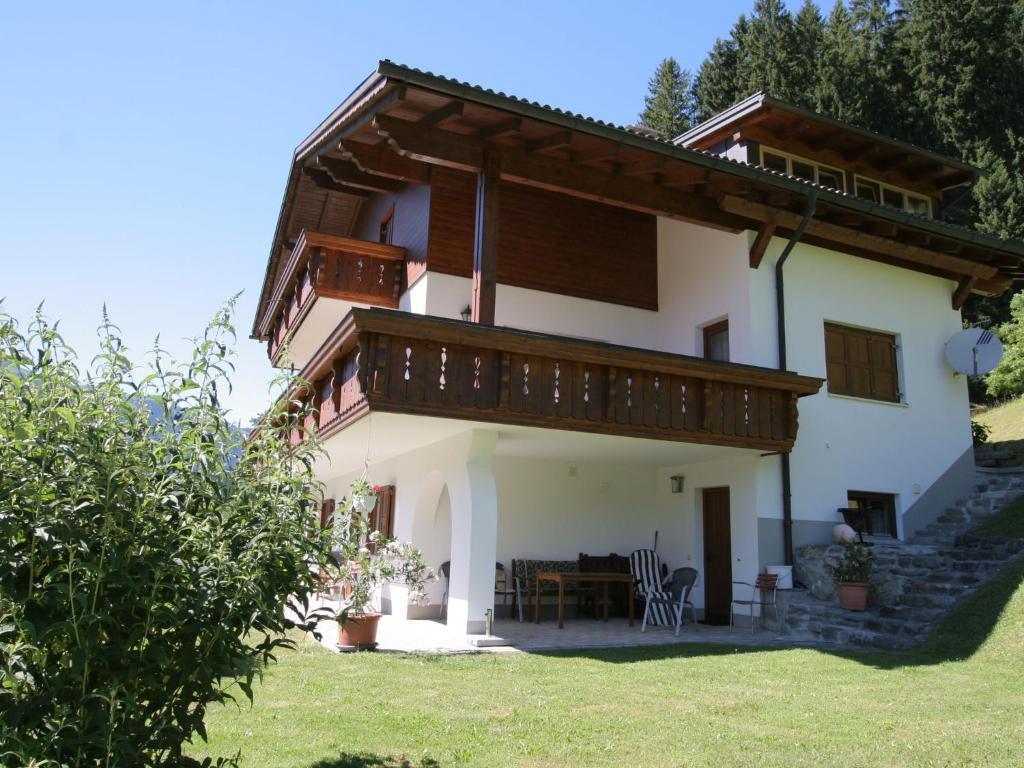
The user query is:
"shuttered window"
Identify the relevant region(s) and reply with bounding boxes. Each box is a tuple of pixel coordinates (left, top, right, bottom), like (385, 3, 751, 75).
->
(367, 485, 396, 552)
(319, 498, 335, 530)
(824, 323, 901, 403)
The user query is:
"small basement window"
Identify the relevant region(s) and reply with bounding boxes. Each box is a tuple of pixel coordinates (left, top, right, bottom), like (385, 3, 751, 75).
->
(824, 322, 901, 403)
(846, 491, 898, 538)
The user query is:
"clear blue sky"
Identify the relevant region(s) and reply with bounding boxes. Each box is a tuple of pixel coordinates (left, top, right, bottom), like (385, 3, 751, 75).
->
(1, 1, 795, 423)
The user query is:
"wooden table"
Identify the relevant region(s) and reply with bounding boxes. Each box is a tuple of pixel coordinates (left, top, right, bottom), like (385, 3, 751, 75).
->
(534, 572, 635, 629)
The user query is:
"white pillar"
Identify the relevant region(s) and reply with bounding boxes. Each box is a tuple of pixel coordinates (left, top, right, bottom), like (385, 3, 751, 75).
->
(444, 430, 499, 635)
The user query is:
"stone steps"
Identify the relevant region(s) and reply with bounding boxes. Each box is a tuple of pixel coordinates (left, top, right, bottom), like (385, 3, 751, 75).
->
(789, 468, 1024, 650)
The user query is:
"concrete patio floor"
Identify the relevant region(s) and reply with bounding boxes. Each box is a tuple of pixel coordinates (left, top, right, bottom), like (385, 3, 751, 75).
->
(313, 613, 824, 654)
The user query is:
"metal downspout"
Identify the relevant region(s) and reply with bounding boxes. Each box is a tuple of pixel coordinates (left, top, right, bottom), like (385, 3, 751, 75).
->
(776, 190, 818, 566)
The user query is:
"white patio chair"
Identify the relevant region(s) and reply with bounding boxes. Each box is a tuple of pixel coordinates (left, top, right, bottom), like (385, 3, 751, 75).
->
(642, 567, 699, 635)
(629, 549, 673, 626)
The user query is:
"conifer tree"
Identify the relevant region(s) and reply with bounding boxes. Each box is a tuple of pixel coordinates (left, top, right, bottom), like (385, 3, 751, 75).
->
(692, 16, 748, 121)
(815, 1, 864, 123)
(736, 0, 800, 100)
(792, 0, 825, 106)
(639, 57, 695, 139)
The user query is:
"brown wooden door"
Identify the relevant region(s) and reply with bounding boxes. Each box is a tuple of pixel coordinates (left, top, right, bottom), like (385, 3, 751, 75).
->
(702, 487, 733, 626)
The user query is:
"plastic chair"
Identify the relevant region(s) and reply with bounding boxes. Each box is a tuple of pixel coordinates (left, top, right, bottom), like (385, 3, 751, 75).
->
(641, 567, 699, 635)
(629, 549, 673, 626)
(494, 563, 516, 620)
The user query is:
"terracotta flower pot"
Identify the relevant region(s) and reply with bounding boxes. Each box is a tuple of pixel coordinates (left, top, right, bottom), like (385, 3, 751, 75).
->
(337, 612, 382, 648)
(836, 582, 869, 611)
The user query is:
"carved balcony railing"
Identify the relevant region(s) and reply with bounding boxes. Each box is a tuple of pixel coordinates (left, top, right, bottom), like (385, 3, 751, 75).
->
(288, 309, 823, 452)
(262, 230, 406, 363)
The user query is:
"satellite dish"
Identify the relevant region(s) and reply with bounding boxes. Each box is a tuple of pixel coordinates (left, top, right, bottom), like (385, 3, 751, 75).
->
(945, 327, 1003, 376)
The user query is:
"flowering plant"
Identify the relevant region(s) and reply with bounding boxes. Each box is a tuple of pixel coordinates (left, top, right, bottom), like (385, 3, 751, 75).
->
(327, 481, 435, 621)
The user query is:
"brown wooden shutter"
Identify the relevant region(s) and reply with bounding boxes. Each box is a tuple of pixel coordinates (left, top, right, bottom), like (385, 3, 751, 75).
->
(367, 485, 396, 552)
(319, 498, 335, 530)
(824, 323, 900, 403)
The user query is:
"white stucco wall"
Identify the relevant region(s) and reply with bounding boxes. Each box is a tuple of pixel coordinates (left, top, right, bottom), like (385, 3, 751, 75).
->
(752, 238, 972, 537)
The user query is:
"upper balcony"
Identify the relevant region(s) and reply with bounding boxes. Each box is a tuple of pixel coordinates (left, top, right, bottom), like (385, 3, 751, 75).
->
(264, 230, 406, 365)
(286, 308, 823, 453)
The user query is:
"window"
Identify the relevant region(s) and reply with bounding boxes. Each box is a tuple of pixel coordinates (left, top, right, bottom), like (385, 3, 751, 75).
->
(378, 207, 394, 244)
(759, 148, 846, 192)
(762, 151, 788, 173)
(846, 491, 897, 538)
(824, 322, 900, 403)
(855, 175, 933, 217)
(855, 178, 880, 203)
(703, 320, 730, 362)
(367, 484, 396, 552)
(319, 499, 336, 530)
(817, 165, 845, 191)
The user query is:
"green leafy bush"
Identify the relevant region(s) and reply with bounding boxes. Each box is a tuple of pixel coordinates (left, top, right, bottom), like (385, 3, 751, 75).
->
(825, 541, 876, 584)
(986, 290, 1024, 401)
(0, 301, 329, 767)
(972, 419, 991, 446)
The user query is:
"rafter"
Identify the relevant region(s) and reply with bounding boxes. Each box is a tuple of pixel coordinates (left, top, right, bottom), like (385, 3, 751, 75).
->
(524, 130, 573, 154)
(749, 220, 777, 269)
(301, 167, 371, 197)
(315, 156, 404, 193)
(476, 117, 522, 140)
(372, 114, 745, 231)
(719, 194, 997, 280)
(416, 100, 464, 128)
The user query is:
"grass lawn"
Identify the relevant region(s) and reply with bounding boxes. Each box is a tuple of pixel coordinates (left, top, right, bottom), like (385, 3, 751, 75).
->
(975, 396, 1024, 443)
(189, 559, 1024, 768)
(975, 398, 1024, 463)
(974, 494, 1024, 539)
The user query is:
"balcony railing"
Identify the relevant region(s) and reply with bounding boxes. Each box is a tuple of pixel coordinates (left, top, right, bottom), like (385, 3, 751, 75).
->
(289, 309, 823, 452)
(263, 230, 406, 363)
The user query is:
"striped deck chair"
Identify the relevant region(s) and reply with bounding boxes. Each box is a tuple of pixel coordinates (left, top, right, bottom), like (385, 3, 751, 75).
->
(629, 549, 673, 626)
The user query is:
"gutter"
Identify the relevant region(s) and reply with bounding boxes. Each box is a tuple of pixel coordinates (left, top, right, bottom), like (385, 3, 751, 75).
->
(776, 190, 819, 566)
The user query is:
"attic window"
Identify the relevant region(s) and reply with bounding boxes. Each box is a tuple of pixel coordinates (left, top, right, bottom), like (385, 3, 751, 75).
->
(856, 178, 880, 203)
(763, 152, 788, 173)
(856, 175, 933, 217)
(760, 148, 846, 192)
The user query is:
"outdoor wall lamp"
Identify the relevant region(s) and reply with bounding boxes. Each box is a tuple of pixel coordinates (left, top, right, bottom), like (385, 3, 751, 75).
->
(670, 475, 685, 494)
(460, 304, 472, 322)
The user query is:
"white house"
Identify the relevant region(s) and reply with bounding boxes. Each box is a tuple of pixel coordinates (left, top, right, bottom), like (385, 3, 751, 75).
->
(252, 63, 1024, 635)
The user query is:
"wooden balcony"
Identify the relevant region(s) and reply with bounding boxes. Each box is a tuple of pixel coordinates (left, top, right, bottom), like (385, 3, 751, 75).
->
(289, 309, 823, 452)
(265, 230, 406, 363)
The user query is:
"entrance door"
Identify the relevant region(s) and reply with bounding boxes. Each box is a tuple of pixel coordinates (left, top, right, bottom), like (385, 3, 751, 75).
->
(702, 487, 732, 625)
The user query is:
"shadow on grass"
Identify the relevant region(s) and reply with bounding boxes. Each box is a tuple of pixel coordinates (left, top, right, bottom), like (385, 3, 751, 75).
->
(308, 753, 439, 768)
(526, 554, 1024, 671)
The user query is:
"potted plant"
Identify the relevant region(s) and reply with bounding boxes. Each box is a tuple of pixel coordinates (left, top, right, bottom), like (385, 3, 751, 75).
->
(327, 480, 434, 648)
(826, 541, 875, 611)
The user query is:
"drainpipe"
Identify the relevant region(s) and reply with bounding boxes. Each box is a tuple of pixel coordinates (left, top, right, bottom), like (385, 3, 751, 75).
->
(776, 190, 818, 566)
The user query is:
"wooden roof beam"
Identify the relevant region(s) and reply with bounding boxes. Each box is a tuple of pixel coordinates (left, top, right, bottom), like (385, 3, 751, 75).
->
(373, 114, 746, 231)
(719, 194, 997, 280)
(315, 156, 404, 193)
(336, 140, 432, 184)
(749, 220, 777, 269)
(952, 276, 977, 310)
(301, 167, 372, 197)
(417, 100, 464, 128)
(476, 117, 522, 140)
(525, 130, 573, 154)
